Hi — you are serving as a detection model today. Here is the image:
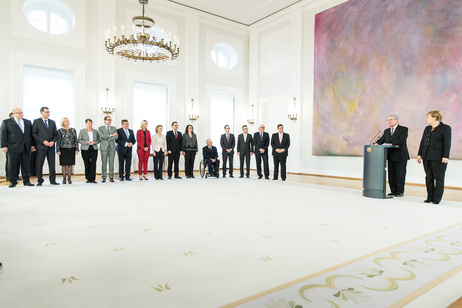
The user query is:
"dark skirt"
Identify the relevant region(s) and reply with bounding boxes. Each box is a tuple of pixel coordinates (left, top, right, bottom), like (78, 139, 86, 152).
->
(59, 148, 76, 165)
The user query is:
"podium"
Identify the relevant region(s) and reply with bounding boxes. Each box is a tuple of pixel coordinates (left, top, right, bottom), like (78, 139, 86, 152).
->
(363, 145, 398, 199)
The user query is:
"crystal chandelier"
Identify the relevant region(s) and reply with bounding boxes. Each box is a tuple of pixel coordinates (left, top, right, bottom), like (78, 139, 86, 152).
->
(104, 0, 179, 63)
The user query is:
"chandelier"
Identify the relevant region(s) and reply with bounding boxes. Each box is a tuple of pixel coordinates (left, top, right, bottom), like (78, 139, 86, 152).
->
(104, 0, 179, 63)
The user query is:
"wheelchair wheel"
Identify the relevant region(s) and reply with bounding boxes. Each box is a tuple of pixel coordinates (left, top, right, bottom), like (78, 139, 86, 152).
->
(199, 160, 206, 178)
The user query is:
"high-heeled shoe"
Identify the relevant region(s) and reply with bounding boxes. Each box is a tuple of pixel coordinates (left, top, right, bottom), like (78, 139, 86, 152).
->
(143, 176, 149, 180)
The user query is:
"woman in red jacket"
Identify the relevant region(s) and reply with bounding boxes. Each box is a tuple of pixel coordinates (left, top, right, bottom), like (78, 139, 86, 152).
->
(136, 120, 152, 180)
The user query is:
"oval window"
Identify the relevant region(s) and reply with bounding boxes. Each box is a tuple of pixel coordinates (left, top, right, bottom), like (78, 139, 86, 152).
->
(24, 0, 76, 35)
(211, 43, 238, 69)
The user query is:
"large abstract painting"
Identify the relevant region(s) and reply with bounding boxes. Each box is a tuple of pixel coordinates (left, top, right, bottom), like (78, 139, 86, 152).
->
(313, 0, 462, 159)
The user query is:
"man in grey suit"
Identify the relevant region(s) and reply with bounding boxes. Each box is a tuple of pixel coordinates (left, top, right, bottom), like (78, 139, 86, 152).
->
(237, 125, 253, 178)
(98, 115, 118, 183)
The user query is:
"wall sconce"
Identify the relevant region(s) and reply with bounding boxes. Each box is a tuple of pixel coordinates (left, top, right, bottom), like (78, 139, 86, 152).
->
(288, 97, 297, 121)
(101, 88, 116, 114)
(247, 104, 255, 125)
(188, 99, 199, 121)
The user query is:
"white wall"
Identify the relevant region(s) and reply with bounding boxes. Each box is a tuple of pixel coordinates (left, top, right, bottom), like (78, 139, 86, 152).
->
(249, 0, 462, 188)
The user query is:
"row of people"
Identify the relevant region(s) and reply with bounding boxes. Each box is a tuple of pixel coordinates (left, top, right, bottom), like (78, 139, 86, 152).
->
(375, 110, 451, 204)
(1, 107, 291, 186)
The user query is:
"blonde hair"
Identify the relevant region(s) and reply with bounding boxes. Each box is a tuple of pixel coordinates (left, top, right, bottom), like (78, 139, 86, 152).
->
(60, 117, 69, 127)
(140, 120, 148, 129)
(155, 124, 162, 133)
(427, 110, 443, 122)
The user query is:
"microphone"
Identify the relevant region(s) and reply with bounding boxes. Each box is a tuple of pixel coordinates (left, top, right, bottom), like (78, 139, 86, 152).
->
(370, 130, 382, 145)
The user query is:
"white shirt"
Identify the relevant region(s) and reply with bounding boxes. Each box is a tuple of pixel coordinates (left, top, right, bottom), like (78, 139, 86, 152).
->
(88, 130, 94, 141)
(243, 133, 247, 142)
(391, 124, 398, 134)
(14, 117, 24, 133)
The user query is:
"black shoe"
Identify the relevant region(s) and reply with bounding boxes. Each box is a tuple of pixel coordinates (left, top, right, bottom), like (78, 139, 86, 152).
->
(265, 177, 270, 180)
(175, 176, 182, 179)
(387, 193, 395, 196)
(258, 175, 263, 179)
(432, 201, 440, 204)
(239, 175, 244, 178)
(101, 179, 106, 183)
(126, 178, 132, 181)
(110, 178, 114, 182)
(37, 182, 43, 186)
(9, 182, 17, 188)
(23, 182, 34, 186)
(191, 176, 195, 178)
(282, 179, 286, 181)
(143, 176, 149, 180)
(168, 176, 172, 179)
(229, 175, 234, 178)
(160, 178, 164, 180)
(91, 181, 98, 184)
(86, 180, 90, 183)
(246, 175, 250, 178)
(186, 175, 191, 178)
(50, 182, 60, 185)
(0, 262, 2, 270)
(424, 199, 432, 203)
(120, 178, 124, 181)
(394, 194, 403, 197)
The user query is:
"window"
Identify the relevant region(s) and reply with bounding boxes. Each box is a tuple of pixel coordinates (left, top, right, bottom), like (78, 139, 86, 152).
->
(23, 0, 76, 34)
(133, 81, 168, 135)
(211, 43, 238, 69)
(210, 93, 235, 153)
(23, 65, 76, 127)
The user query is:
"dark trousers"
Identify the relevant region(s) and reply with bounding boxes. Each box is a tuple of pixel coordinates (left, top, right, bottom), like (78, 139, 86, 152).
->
(168, 151, 180, 177)
(5, 155, 19, 181)
(387, 160, 407, 195)
(30, 151, 37, 176)
(273, 154, 287, 180)
(153, 150, 164, 179)
(117, 149, 132, 179)
(184, 150, 196, 177)
(423, 160, 447, 203)
(36, 147, 56, 183)
(222, 151, 233, 175)
(82, 147, 98, 181)
(239, 153, 251, 176)
(255, 151, 269, 177)
(8, 147, 31, 184)
(207, 159, 220, 176)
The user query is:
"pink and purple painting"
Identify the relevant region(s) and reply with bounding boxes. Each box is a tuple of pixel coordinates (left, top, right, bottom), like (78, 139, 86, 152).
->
(313, 0, 462, 159)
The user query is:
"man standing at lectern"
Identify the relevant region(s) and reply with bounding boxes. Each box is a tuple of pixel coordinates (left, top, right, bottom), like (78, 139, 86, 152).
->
(376, 114, 409, 197)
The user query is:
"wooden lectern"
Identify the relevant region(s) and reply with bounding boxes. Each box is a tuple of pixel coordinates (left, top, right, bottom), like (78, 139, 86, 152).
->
(363, 144, 398, 199)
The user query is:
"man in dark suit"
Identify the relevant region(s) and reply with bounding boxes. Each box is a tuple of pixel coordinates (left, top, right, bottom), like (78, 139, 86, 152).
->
(220, 125, 235, 178)
(203, 139, 220, 177)
(376, 114, 410, 197)
(166, 121, 184, 179)
(253, 124, 270, 179)
(32, 107, 59, 185)
(237, 125, 253, 178)
(116, 119, 136, 181)
(1, 108, 35, 187)
(271, 124, 290, 181)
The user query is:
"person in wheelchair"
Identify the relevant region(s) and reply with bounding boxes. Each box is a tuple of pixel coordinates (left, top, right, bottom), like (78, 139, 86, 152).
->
(202, 139, 220, 178)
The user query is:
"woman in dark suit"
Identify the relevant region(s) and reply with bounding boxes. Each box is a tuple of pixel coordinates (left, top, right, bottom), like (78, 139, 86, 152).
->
(417, 110, 451, 204)
(182, 124, 198, 178)
(136, 120, 151, 180)
(78, 119, 101, 183)
(57, 117, 79, 184)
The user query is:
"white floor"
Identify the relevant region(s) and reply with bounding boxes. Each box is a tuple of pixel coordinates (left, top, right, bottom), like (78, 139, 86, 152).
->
(0, 178, 461, 308)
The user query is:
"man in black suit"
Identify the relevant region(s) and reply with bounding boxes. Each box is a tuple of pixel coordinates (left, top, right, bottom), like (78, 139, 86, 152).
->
(116, 119, 136, 181)
(1, 108, 35, 187)
(271, 124, 290, 181)
(237, 125, 253, 178)
(203, 139, 220, 177)
(376, 114, 410, 197)
(253, 124, 270, 179)
(166, 121, 184, 179)
(32, 107, 59, 185)
(220, 125, 235, 178)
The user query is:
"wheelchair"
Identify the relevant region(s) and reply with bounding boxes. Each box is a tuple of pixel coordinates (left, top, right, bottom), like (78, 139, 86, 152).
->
(199, 159, 219, 178)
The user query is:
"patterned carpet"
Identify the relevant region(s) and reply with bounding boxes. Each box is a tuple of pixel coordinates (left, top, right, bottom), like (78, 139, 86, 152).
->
(0, 179, 461, 307)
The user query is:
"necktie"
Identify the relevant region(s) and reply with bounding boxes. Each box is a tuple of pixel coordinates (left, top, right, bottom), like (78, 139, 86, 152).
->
(279, 133, 282, 143)
(125, 129, 129, 138)
(18, 120, 23, 133)
(107, 126, 110, 133)
(260, 133, 263, 139)
(391, 128, 394, 136)
(45, 120, 48, 129)
(175, 131, 177, 139)
(227, 134, 229, 143)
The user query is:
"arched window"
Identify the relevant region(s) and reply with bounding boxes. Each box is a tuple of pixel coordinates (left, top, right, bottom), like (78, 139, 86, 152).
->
(23, 0, 76, 34)
(211, 43, 238, 69)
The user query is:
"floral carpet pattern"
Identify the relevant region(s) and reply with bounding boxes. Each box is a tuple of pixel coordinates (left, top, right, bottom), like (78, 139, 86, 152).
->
(230, 224, 462, 308)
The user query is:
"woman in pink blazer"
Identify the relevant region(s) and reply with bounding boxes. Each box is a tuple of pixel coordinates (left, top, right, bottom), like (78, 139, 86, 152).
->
(136, 120, 152, 180)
